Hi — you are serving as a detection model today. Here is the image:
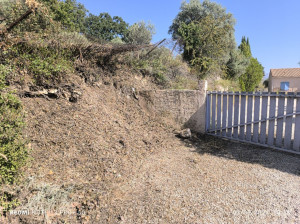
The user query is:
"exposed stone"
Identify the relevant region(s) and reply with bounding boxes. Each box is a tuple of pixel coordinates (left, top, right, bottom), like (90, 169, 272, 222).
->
(177, 128, 192, 139)
(47, 89, 59, 98)
(69, 90, 82, 103)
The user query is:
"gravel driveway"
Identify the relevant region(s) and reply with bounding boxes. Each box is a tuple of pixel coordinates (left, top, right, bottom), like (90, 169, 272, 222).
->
(110, 135, 300, 223)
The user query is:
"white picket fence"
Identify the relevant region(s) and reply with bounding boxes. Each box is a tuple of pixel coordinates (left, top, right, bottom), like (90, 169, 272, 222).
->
(206, 91, 300, 155)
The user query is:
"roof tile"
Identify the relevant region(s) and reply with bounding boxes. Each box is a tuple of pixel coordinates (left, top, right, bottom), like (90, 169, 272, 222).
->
(270, 68, 300, 77)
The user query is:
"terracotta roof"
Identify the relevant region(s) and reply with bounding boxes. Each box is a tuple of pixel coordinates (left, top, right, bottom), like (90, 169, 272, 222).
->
(270, 68, 300, 77)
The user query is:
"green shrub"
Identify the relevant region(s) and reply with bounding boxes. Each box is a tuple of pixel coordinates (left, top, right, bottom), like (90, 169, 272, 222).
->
(0, 192, 19, 216)
(125, 21, 155, 45)
(8, 43, 73, 86)
(0, 92, 28, 184)
(154, 72, 168, 86)
(28, 54, 72, 85)
(0, 65, 10, 90)
(0, 65, 28, 215)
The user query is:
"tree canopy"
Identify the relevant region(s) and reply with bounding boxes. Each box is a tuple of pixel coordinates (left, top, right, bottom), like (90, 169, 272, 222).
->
(84, 13, 128, 42)
(226, 48, 250, 79)
(125, 21, 155, 45)
(239, 57, 264, 91)
(238, 36, 251, 58)
(169, 0, 236, 78)
(238, 37, 264, 91)
(39, 0, 88, 33)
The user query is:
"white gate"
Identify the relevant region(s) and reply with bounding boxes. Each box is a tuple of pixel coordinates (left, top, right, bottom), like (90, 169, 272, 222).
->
(206, 91, 300, 155)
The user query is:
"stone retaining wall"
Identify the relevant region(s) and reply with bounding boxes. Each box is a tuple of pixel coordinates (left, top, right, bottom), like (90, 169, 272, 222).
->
(139, 81, 207, 133)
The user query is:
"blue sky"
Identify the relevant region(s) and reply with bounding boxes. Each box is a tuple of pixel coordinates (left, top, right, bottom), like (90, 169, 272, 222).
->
(77, 0, 300, 78)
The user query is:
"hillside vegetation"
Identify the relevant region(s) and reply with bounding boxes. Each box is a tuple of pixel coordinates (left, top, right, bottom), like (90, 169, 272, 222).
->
(0, 0, 265, 222)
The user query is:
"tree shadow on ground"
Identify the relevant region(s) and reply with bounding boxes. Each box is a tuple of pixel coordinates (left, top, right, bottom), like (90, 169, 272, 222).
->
(181, 133, 300, 176)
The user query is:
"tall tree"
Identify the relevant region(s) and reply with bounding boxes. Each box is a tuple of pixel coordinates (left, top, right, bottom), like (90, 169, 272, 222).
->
(169, 0, 236, 78)
(239, 57, 264, 91)
(238, 36, 251, 58)
(84, 12, 128, 42)
(226, 48, 250, 79)
(238, 37, 264, 91)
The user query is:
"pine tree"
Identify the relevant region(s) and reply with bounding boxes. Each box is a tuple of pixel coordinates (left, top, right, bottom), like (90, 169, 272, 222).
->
(238, 36, 252, 58)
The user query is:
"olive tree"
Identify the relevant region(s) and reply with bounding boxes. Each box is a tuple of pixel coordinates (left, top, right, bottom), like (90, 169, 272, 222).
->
(169, 0, 236, 78)
(125, 21, 155, 45)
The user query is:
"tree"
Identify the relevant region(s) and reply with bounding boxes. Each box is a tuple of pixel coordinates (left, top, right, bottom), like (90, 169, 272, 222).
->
(125, 21, 155, 45)
(57, 0, 88, 32)
(239, 57, 264, 91)
(169, 0, 236, 78)
(238, 37, 264, 91)
(39, 0, 88, 33)
(84, 12, 128, 42)
(226, 48, 250, 79)
(238, 36, 251, 58)
(263, 78, 269, 88)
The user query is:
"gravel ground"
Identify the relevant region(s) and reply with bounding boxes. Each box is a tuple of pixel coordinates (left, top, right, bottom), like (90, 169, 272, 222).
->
(110, 135, 300, 224)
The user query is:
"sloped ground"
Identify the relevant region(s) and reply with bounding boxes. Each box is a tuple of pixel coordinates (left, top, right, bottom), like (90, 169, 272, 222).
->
(2, 70, 299, 223)
(3, 70, 181, 223)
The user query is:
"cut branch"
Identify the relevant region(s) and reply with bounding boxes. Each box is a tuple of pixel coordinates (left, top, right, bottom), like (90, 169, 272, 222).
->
(7, 8, 33, 32)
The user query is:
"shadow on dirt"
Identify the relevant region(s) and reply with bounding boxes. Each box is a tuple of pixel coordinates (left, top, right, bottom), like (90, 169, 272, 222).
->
(180, 133, 300, 176)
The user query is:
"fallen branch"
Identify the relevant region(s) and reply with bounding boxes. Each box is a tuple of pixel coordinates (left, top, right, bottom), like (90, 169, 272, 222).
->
(6, 9, 34, 32)
(145, 38, 166, 56)
(0, 7, 36, 35)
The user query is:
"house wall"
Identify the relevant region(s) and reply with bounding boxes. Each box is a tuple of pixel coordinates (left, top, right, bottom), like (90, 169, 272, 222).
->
(270, 77, 300, 92)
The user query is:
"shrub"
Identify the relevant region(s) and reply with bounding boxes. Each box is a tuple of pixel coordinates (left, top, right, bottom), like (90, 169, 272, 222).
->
(0, 0, 58, 35)
(27, 54, 72, 85)
(52, 31, 91, 47)
(0, 65, 28, 214)
(0, 92, 28, 184)
(7, 42, 74, 86)
(0, 65, 9, 90)
(126, 46, 197, 89)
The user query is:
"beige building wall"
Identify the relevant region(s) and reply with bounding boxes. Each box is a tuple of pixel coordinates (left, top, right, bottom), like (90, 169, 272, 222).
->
(270, 77, 300, 92)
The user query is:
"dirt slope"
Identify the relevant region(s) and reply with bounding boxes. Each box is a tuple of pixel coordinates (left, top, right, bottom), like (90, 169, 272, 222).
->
(3, 69, 178, 223)
(3, 69, 299, 224)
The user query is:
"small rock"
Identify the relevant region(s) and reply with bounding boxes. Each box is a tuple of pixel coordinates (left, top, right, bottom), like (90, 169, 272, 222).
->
(37, 89, 48, 95)
(177, 128, 192, 139)
(119, 140, 125, 146)
(69, 90, 82, 102)
(47, 89, 59, 98)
